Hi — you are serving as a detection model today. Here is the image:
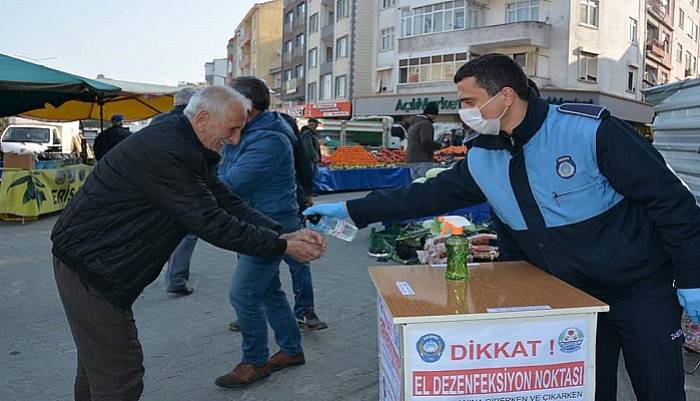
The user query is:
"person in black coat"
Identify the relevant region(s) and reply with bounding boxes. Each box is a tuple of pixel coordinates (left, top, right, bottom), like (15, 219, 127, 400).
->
(151, 86, 201, 296)
(93, 114, 130, 160)
(50, 86, 326, 401)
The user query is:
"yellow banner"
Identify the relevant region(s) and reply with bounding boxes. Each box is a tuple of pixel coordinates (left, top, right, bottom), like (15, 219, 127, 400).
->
(0, 164, 93, 218)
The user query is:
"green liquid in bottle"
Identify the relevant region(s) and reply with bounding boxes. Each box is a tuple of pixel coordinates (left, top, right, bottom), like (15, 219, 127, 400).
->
(445, 228, 469, 281)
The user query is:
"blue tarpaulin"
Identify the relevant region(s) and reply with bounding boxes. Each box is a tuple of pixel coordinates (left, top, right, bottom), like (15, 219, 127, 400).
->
(383, 203, 493, 226)
(314, 167, 412, 193)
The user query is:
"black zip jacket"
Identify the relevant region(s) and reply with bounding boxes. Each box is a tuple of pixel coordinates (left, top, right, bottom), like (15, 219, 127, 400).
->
(347, 89, 700, 303)
(52, 115, 287, 309)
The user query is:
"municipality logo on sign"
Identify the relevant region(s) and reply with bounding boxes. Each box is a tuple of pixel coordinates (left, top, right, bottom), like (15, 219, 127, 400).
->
(558, 327, 585, 353)
(416, 333, 445, 363)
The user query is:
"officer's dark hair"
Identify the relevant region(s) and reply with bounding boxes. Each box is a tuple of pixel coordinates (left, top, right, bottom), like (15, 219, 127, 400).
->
(453, 53, 529, 100)
(230, 76, 270, 111)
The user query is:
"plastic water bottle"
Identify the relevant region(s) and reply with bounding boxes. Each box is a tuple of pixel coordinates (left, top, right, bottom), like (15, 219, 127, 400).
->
(305, 214, 358, 242)
(445, 226, 469, 280)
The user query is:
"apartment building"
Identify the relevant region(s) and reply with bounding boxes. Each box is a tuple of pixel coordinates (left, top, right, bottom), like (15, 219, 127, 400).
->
(282, 0, 308, 104)
(644, 0, 675, 86)
(227, 0, 284, 105)
(204, 58, 228, 86)
(356, 0, 653, 127)
(670, 0, 700, 80)
(299, 0, 375, 118)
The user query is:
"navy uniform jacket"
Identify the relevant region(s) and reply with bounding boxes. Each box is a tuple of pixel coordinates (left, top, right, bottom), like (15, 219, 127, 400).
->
(348, 89, 700, 303)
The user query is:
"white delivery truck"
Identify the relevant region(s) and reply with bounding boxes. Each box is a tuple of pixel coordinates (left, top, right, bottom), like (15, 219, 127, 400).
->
(0, 119, 80, 155)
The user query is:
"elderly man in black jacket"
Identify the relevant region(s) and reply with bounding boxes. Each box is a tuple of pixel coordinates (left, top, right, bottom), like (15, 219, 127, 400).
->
(51, 86, 325, 401)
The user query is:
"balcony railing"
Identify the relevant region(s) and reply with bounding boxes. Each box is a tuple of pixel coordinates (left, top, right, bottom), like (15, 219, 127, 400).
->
(239, 31, 251, 45)
(400, 21, 551, 53)
(284, 78, 298, 94)
(645, 38, 668, 59)
(321, 23, 334, 40)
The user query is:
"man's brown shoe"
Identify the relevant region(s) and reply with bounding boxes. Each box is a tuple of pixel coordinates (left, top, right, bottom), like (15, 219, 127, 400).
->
(266, 350, 306, 372)
(214, 362, 271, 388)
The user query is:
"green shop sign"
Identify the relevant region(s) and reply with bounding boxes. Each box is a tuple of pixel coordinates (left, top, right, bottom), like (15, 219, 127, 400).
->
(394, 96, 460, 113)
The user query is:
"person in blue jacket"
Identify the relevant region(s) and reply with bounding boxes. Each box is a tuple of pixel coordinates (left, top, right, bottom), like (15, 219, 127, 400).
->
(215, 77, 320, 388)
(305, 53, 700, 401)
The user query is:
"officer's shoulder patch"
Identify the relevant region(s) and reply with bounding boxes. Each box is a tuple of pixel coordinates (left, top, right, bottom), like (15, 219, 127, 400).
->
(557, 103, 609, 120)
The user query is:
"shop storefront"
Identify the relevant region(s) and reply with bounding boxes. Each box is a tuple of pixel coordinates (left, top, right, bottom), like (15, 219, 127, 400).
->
(353, 89, 654, 127)
(278, 101, 353, 119)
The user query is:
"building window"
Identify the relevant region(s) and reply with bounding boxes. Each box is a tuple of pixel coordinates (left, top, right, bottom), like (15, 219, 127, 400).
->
(686, 51, 693, 76)
(285, 11, 294, 32)
(296, 64, 304, 80)
(380, 28, 394, 51)
(308, 48, 318, 68)
(677, 43, 683, 62)
(644, 65, 658, 85)
(398, 52, 468, 84)
(335, 75, 347, 98)
(273, 73, 282, 89)
(309, 13, 319, 33)
(579, 0, 599, 27)
(629, 17, 638, 44)
(686, 17, 695, 37)
(297, 2, 306, 23)
(336, 0, 348, 20)
(578, 51, 598, 82)
(400, 0, 483, 38)
(680, 9, 685, 29)
(660, 71, 669, 84)
(325, 46, 334, 63)
(336, 36, 348, 59)
(284, 40, 293, 62)
(513, 53, 527, 69)
(627, 66, 637, 92)
(307, 82, 317, 101)
(506, 0, 539, 23)
(320, 74, 333, 100)
(662, 31, 670, 52)
(296, 33, 305, 57)
(382, 0, 397, 9)
(284, 69, 293, 82)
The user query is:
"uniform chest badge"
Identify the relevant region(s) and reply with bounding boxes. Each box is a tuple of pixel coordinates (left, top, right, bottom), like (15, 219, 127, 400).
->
(556, 155, 576, 179)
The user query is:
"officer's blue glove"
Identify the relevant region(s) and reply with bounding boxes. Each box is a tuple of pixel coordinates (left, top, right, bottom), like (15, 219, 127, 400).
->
(302, 202, 350, 220)
(678, 288, 700, 323)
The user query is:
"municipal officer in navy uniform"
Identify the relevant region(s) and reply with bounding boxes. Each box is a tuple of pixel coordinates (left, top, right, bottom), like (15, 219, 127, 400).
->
(305, 54, 700, 400)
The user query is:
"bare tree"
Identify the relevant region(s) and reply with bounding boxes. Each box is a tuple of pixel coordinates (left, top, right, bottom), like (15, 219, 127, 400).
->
(0, 117, 8, 134)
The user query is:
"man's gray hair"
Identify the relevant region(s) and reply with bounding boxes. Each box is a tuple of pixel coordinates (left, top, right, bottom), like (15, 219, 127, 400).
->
(183, 86, 252, 120)
(174, 87, 199, 106)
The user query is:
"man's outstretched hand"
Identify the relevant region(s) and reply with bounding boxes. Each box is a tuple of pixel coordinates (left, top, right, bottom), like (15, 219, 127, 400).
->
(281, 229, 327, 262)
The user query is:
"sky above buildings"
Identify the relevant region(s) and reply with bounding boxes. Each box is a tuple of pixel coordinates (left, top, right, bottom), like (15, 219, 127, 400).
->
(0, 0, 259, 85)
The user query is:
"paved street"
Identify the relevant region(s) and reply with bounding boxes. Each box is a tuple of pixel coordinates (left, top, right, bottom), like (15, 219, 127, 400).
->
(2, 192, 700, 401)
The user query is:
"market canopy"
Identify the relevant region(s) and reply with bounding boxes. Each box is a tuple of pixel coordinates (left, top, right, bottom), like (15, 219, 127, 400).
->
(0, 53, 120, 118)
(22, 76, 180, 122)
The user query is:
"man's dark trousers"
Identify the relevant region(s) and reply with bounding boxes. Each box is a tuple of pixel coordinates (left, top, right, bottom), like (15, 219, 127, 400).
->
(53, 257, 144, 401)
(595, 287, 685, 401)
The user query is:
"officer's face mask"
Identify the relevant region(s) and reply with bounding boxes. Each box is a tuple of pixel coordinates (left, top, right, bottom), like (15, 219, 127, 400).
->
(458, 92, 509, 136)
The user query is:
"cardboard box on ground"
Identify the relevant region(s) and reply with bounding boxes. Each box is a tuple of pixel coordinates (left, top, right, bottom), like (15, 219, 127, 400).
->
(3, 153, 35, 169)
